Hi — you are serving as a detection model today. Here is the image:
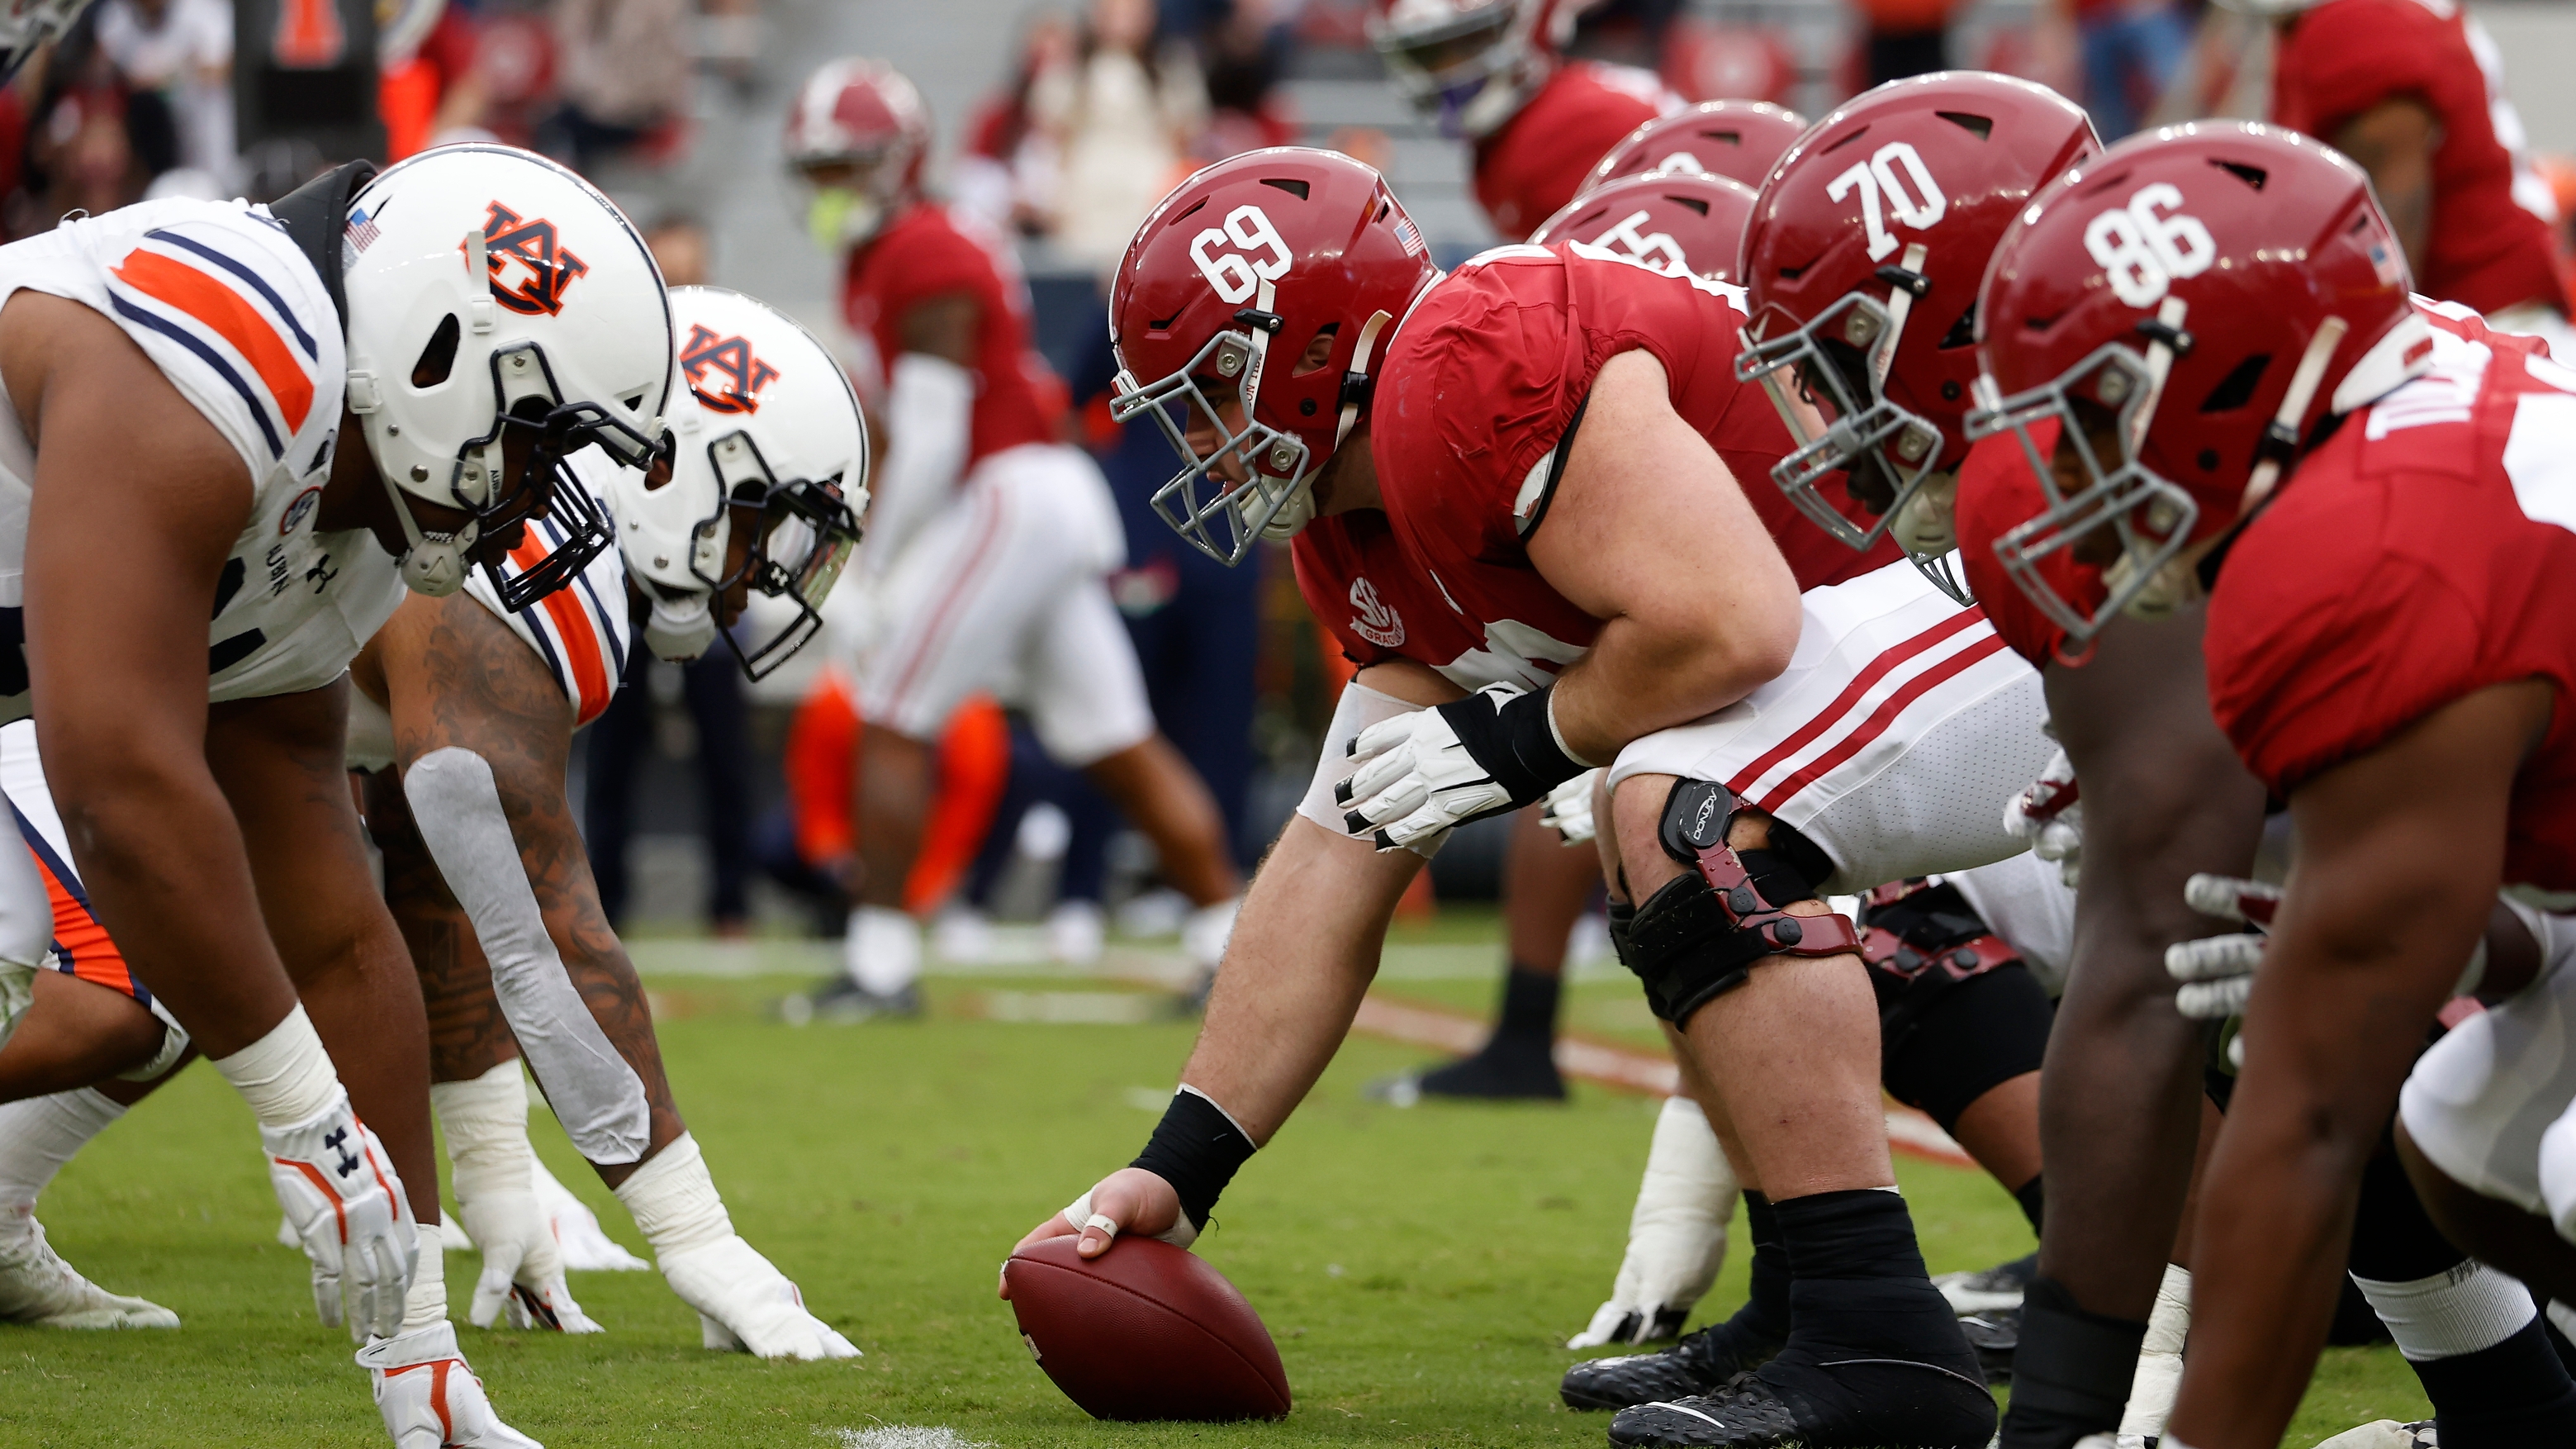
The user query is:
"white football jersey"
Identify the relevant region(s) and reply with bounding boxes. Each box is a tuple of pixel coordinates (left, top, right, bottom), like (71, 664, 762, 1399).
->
(0, 197, 401, 721)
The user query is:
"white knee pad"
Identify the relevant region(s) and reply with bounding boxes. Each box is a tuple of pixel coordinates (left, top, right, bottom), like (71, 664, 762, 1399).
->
(404, 748, 651, 1164)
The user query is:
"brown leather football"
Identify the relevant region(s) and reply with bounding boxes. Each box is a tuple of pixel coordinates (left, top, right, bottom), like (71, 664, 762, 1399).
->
(1004, 1234, 1292, 1422)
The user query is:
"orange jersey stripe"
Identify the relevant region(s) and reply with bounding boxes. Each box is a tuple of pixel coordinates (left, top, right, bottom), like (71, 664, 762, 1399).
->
(511, 534, 612, 722)
(111, 248, 314, 432)
(31, 854, 136, 998)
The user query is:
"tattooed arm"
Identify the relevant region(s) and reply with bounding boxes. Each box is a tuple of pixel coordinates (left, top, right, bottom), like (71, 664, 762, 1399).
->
(357, 591, 686, 1185)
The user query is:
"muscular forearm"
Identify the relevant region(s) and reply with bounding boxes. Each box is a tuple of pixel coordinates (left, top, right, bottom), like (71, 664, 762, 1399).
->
(1178, 816, 1421, 1142)
(1553, 610, 1793, 766)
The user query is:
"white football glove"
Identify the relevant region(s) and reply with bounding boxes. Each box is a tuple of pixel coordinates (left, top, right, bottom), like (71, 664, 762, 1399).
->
(263, 1090, 417, 1342)
(453, 1187, 600, 1333)
(659, 1234, 861, 1360)
(2003, 748, 2085, 887)
(527, 1155, 650, 1271)
(1338, 683, 1586, 852)
(2166, 873, 2279, 1022)
(358, 1321, 543, 1448)
(1568, 1095, 1735, 1348)
(1542, 768, 1604, 846)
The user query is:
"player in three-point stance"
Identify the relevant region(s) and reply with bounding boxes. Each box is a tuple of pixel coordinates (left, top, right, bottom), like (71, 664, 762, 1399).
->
(0, 141, 672, 1444)
(785, 57, 1243, 1019)
(1008, 140, 2074, 1449)
(1963, 122, 2576, 1449)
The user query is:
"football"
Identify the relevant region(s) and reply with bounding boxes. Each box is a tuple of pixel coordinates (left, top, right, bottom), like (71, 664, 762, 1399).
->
(1003, 1234, 1293, 1422)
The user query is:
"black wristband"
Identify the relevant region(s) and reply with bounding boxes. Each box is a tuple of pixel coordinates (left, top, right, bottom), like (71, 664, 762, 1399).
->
(1473, 683, 1588, 803)
(1130, 1088, 1256, 1232)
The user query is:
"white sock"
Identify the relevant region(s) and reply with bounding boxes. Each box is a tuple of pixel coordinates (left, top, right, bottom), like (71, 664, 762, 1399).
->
(2354, 1260, 2536, 1361)
(1182, 897, 1241, 971)
(844, 906, 920, 995)
(2118, 1262, 2189, 1437)
(610, 1133, 733, 1261)
(430, 1059, 534, 1201)
(400, 1219, 447, 1333)
(211, 1005, 343, 1131)
(0, 1088, 123, 1220)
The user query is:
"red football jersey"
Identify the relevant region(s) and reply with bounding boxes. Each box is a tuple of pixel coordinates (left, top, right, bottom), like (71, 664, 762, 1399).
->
(1295, 242, 1895, 688)
(841, 202, 1064, 466)
(2272, 0, 2567, 319)
(1473, 62, 1677, 243)
(2206, 314, 2576, 891)
(1952, 425, 2099, 671)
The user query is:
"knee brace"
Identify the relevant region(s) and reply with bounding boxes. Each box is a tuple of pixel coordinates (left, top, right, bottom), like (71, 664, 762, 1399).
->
(1858, 878, 2030, 1065)
(1617, 780, 1861, 1028)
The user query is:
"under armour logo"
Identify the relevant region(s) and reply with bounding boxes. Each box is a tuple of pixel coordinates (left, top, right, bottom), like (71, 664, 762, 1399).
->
(680, 325, 781, 414)
(325, 1126, 360, 1178)
(472, 202, 591, 316)
(306, 558, 339, 594)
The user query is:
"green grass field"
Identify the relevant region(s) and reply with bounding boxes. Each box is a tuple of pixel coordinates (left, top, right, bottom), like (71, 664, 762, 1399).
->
(0, 915, 2429, 1447)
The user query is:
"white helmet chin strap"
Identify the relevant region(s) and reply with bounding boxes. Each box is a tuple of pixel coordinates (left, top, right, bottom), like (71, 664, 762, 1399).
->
(1335, 307, 1396, 449)
(1870, 243, 1928, 390)
(382, 468, 479, 596)
(2238, 314, 2348, 514)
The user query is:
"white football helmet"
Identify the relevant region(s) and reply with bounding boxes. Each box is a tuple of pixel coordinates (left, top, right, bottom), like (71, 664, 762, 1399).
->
(605, 286, 866, 678)
(0, 0, 93, 83)
(1370, 0, 1574, 139)
(340, 144, 673, 606)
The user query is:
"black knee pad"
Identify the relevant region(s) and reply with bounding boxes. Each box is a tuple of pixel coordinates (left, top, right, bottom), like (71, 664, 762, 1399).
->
(1619, 780, 1859, 1028)
(1881, 964, 2054, 1133)
(1859, 880, 2031, 1062)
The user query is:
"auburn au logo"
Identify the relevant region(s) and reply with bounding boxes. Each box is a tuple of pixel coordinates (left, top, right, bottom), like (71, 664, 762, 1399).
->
(680, 325, 781, 414)
(473, 202, 590, 316)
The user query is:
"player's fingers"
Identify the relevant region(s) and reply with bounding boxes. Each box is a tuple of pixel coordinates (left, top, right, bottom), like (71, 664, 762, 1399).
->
(311, 1260, 344, 1328)
(2175, 975, 2255, 1020)
(370, 1236, 410, 1340)
(2166, 933, 2264, 982)
(1077, 1212, 1120, 1257)
(470, 1249, 520, 1328)
(1347, 775, 1430, 830)
(1346, 713, 1416, 761)
(1341, 747, 1419, 810)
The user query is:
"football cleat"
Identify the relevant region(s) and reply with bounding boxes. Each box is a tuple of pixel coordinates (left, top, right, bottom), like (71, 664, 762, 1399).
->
(358, 1320, 543, 1448)
(1606, 1376, 1798, 1447)
(1607, 1358, 1994, 1448)
(0, 1210, 178, 1328)
(1562, 1319, 1782, 1410)
(779, 976, 923, 1026)
(1934, 1250, 2036, 1316)
(1957, 1309, 2017, 1385)
(657, 1233, 860, 1360)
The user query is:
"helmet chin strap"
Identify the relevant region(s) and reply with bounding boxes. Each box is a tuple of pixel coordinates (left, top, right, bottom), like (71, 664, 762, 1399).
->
(381, 466, 480, 597)
(1870, 244, 1929, 390)
(2238, 314, 2347, 514)
(1334, 308, 1395, 449)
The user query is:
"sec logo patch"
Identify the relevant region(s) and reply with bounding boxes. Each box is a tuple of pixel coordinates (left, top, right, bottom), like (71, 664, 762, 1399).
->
(280, 487, 322, 535)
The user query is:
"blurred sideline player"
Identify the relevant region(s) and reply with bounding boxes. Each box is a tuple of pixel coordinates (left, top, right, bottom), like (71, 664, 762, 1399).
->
(2261, 0, 2574, 350)
(1372, 0, 1679, 241)
(1016, 143, 2082, 1449)
(0, 141, 675, 1445)
(785, 57, 1242, 1020)
(348, 286, 865, 1361)
(1959, 123, 2576, 1449)
(1384, 98, 1816, 1106)
(775, 677, 1010, 929)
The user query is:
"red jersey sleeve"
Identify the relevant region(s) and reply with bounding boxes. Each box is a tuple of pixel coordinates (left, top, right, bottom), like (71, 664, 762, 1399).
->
(1953, 425, 2099, 669)
(861, 216, 1004, 327)
(1473, 64, 1670, 241)
(2205, 472, 2488, 795)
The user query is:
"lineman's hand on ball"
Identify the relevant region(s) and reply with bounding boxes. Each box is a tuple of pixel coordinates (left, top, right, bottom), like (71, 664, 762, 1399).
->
(263, 1091, 418, 1341)
(1000, 1167, 1188, 1298)
(2003, 748, 2085, 886)
(1541, 768, 1604, 845)
(1339, 684, 1583, 851)
(2166, 872, 2279, 1021)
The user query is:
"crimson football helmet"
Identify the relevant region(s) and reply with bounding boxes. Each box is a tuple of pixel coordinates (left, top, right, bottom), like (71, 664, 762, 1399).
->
(1530, 170, 1758, 284)
(1734, 73, 2096, 596)
(1970, 121, 2423, 644)
(1581, 100, 1810, 195)
(1111, 148, 1441, 566)
(1371, 0, 1578, 139)
(784, 58, 932, 252)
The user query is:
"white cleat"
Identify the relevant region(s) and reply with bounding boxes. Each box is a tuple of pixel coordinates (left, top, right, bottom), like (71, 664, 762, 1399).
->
(359, 1321, 543, 1448)
(0, 1209, 179, 1328)
(526, 1156, 649, 1271)
(1046, 900, 1106, 966)
(657, 1233, 859, 1360)
(2311, 1422, 2436, 1449)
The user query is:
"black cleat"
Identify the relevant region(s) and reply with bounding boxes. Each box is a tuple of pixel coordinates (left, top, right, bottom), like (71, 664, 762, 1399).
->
(1933, 1250, 2035, 1316)
(1957, 1309, 2016, 1385)
(779, 977, 922, 1025)
(1563, 1320, 1783, 1410)
(1607, 1354, 1995, 1447)
(1370, 1033, 1565, 1105)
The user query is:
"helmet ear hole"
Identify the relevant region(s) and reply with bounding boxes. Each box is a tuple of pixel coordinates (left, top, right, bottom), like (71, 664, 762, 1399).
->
(411, 314, 462, 387)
